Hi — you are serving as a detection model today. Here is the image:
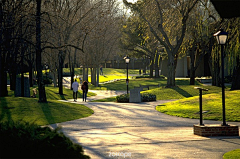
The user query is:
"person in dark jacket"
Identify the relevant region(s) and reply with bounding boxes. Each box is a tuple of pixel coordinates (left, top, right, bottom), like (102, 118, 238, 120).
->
(81, 81, 88, 102)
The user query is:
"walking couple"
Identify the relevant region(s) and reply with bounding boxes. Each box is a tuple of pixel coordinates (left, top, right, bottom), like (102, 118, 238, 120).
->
(72, 79, 88, 102)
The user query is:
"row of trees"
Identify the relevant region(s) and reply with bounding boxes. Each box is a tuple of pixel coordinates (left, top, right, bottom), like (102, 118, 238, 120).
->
(0, 0, 125, 101)
(1, 0, 239, 102)
(122, 0, 240, 90)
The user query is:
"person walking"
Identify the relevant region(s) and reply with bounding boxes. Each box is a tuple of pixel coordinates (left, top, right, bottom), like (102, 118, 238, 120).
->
(81, 81, 88, 102)
(72, 79, 79, 102)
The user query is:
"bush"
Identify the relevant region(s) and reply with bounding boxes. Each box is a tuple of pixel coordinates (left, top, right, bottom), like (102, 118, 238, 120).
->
(116, 94, 129, 103)
(141, 93, 156, 102)
(0, 121, 90, 159)
(116, 93, 156, 102)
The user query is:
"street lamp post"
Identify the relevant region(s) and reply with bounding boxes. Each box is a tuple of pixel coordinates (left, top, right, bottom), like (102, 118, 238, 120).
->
(214, 28, 228, 126)
(124, 56, 130, 94)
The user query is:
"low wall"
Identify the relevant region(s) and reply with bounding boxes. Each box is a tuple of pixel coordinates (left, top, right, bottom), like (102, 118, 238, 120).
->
(193, 124, 239, 137)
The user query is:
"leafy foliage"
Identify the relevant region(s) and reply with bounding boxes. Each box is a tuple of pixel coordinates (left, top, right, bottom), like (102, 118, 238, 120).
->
(116, 93, 156, 102)
(116, 94, 129, 103)
(0, 121, 90, 159)
(141, 93, 156, 102)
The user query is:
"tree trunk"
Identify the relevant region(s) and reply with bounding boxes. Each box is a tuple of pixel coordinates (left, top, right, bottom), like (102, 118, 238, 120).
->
(36, 0, 47, 102)
(155, 54, 159, 78)
(167, 55, 176, 87)
(70, 65, 74, 90)
(159, 54, 163, 75)
(212, 59, 221, 86)
(189, 49, 196, 85)
(21, 72, 24, 97)
(0, 2, 8, 97)
(52, 70, 57, 87)
(189, 68, 195, 85)
(29, 64, 33, 87)
(83, 66, 86, 81)
(90, 68, 93, 84)
(10, 71, 16, 90)
(91, 68, 96, 86)
(58, 50, 63, 95)
(0, 58, 8, 97)
(150, 58, 154, 78)
(231, 63, 240, 90)
(86, 66, 89, 82)
(96, 66, 99, 87)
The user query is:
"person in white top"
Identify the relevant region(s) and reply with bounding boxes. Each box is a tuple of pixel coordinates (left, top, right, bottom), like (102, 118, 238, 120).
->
(72, 79, 79, 102)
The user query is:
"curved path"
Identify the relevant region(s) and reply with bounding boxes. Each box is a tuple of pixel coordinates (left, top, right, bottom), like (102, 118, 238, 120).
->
(55, 90, 240, 159)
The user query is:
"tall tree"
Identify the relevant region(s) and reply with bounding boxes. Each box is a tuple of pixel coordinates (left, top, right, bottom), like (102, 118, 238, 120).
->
(120, 16, 159, 77)
(36, 0, 47, 102)
(124, 0, 198, 87)
(224, 18, 240, 90)
(0, 0, 8, 97)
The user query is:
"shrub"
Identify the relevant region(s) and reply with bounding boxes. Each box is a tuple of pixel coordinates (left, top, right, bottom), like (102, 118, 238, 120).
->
(116, 94, 129, 103)
(141, 93, 156, 102)
(116, 93, 156, 102)
(0, 121, 90, 159)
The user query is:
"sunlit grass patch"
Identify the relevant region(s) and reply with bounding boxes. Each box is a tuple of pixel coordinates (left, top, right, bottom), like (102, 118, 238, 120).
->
(156, 90, 240, 121)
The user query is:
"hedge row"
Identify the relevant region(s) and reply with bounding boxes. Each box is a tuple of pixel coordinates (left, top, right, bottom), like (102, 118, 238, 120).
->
(116, 93, 156, 102)
(0, 121, 90, 159)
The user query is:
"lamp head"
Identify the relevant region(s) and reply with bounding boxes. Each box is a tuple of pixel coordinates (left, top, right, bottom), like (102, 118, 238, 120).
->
(213, 28, 228, 45)
(124, 56, 130, 64)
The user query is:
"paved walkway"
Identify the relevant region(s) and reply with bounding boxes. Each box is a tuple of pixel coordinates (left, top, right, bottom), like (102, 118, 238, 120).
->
(54, 90, 240, 159)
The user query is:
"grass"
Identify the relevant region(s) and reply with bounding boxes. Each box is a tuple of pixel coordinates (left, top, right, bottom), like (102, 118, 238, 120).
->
(93, 75, 127, 83)
(44, 86, 96, 100)
(0, 97, 94, 125)
(94, 77, 167, 90)
(0, 86, 96, 125)
(66, 68, 148, 84)
(223, 149, 240, 159)
(147, 85, 224, 100)
(156, 90, 240, 122)
(91, 77, 240, 122)
(63, 68, 144, 75)
(91, 97, 117, 102)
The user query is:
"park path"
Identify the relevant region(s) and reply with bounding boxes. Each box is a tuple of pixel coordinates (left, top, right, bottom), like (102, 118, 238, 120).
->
(53, 90, 240, 159)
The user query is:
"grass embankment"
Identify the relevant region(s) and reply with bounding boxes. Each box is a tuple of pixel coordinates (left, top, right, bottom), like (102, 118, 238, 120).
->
(0, 86, 95, 125)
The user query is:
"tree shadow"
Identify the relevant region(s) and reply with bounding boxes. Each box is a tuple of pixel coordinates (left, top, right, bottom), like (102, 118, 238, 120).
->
(171, 86, 193, 98)
(40, 102, 56, 127)
(0, 97, 13, 122)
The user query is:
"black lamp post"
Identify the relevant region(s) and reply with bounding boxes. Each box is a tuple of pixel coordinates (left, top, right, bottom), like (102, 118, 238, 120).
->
(213, 28, 228, 126)
(124, 56, 130, 94)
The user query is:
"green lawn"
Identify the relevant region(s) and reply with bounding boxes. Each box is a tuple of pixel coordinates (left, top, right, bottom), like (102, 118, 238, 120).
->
(147, 85, 224, 100)
(94, 77, 167, 90)
(90, 77, 240, 122)
(156, 90, 240, 122)
(0, 97, 94, 125)
(0, 86, 96, 125)
(63, 68, 144, 75)
(223, 149, 240, 159)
